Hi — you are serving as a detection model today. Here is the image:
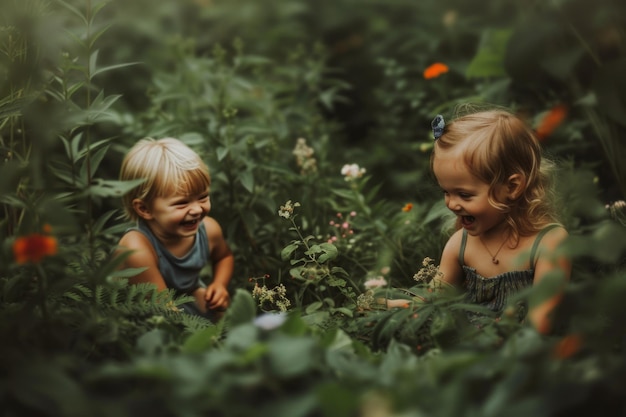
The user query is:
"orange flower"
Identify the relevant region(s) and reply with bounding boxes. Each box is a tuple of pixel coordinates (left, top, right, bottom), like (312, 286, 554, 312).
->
(13, 233, 58, 264)
(423, 63, 449, 79)
(402, 203, 413, 212)
(552, 333, 583, 359)
(535, 104, 567, 141)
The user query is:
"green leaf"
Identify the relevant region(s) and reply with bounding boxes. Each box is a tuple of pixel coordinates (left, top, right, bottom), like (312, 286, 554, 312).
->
(110, 267, 147, 279)
(281, 243, 299, 260)
(466, 29, 513, 78)
(239, 169, 254, 193)
(56, 0, 88, 25)
(305, 301, 323, 314)
(182, 325, 221, 353)
(318, 242, 338, 263)
(267, 334, 317, 377)
(79, 144, 109, 180)
(136, 329, 167, 356)
(92, 61, 141, 79)
(217, 146, 229, 161)
(226, 289, 257, 326)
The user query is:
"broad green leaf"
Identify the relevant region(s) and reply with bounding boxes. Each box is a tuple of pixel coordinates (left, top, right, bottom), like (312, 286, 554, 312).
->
(226, 289, 257, 326)
(305, 301, 323, 314)
(239, 169, 254, 193)
(217, 146, 229, 160)
(466, 29, 513, 78)
(182, 325, 221, 353)
(281, 243, 299, 261)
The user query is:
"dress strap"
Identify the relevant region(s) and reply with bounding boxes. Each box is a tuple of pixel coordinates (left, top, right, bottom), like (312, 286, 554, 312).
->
(529, 224, 562, 267)
(459, 229, 468, 266)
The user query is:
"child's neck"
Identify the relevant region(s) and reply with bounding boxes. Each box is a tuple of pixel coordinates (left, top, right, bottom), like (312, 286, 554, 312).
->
(163, 235, 196, 258)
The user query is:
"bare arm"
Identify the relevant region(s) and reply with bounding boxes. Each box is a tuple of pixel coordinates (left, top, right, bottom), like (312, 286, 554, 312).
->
(528, 226, 571, 334)
(116, 231, 167, 291)
(438, 229, 464, 286)
(203, 216, 234, 310)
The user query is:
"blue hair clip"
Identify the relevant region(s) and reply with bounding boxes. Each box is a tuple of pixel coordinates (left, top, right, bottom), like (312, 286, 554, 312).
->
(431, 114, 445, 140)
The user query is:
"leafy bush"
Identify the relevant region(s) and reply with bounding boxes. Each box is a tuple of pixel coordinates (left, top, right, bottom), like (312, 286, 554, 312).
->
(1, 0, 626, 415)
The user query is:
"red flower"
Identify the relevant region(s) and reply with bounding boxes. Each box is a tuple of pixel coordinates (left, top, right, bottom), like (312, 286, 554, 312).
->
(553, 333, 583, 359)
(423, 63, 449, 79)
(402, 203, 413, 212)
(13, 233, 58, 264)
(536, 104, 567, 141)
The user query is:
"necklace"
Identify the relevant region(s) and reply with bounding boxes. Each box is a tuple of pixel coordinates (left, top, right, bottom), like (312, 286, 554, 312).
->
(479, 234, 509, 264)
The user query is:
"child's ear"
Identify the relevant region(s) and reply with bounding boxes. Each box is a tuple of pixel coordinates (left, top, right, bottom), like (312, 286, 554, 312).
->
(132, 199, 153, 220)
(506, 173, 525, 200)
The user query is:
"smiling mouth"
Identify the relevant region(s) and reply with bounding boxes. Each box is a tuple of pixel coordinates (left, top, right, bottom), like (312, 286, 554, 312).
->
(460, 215, 475, 226)
(181, 219, 200, 227)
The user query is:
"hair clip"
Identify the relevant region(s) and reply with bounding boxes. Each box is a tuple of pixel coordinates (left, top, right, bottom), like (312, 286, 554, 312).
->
(431, 114, 445, 140)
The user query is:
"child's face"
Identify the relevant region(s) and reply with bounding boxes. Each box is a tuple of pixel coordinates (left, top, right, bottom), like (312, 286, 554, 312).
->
(143, 189, 211, 240)
(432, 151, 507, 237)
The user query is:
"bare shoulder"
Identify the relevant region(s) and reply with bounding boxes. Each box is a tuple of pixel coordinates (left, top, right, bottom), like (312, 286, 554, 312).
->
(538, 225, 569, 249)
(117, 230, 158, 265)
(119, 229, 154, 252)
(442, 228, 464, 255)
(202, 216, 231, 259)
(116, 230, 166, 289)
(202, 216, 225, 239)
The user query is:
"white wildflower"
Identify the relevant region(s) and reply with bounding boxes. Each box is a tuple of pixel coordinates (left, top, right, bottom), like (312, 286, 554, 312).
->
(341, 163, 366, 181)
(364, 277, 388, 289)
(278, 200, 301, 219)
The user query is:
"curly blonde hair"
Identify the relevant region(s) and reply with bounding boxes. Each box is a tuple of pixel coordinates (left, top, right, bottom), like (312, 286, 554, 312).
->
(120, 137, 211, 221)
(431, 108, 559, 242)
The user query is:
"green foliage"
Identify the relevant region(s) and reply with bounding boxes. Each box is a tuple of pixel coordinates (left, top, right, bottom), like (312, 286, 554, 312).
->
(1, 0, 626, 415)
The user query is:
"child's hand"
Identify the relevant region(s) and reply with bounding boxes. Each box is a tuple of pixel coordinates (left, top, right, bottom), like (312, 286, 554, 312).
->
(204, 283, 230, 311)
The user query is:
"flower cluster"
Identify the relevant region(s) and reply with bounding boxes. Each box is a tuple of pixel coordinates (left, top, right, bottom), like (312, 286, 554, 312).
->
(606, 200, 626, 226)
(327, 211, 356, 244)
(278, 200, 301, 219)
(357, 267, 391, 310)
(413, 257, 444, 286)
(341, 163, 366, 181)
(292, 138, 317, 175)
(356, 290, 375, 311)
(252, 282, 291, 312)
(13, 227, 58, 264)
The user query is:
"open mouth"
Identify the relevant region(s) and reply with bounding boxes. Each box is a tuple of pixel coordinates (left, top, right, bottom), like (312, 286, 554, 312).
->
(460, 215, 475, 227)
(181, 219, 200, 227)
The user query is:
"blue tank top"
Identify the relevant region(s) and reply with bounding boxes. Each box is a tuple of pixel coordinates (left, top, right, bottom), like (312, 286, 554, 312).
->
(459, 224, 561, 321)
(128, 220, 210, 315)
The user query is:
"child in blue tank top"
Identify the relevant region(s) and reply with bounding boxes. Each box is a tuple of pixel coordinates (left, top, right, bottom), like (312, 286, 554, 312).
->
(430, 107, 571, 333)
(116, 137, 234, 319)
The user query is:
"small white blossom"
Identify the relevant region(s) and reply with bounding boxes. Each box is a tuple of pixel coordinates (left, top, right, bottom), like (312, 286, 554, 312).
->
(278, 200, 301, 219)
(254, 312, 287, 330)
(364, 277, 388, 289)
(341, 163, 366, 181)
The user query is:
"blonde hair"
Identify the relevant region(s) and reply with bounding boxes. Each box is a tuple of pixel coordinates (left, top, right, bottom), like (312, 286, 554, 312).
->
(432, 108, 559, 241)
(120, 137, 211, 221)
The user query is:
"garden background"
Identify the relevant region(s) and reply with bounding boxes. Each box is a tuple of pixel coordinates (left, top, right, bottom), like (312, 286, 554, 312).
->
(2, 0, 626, 415)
